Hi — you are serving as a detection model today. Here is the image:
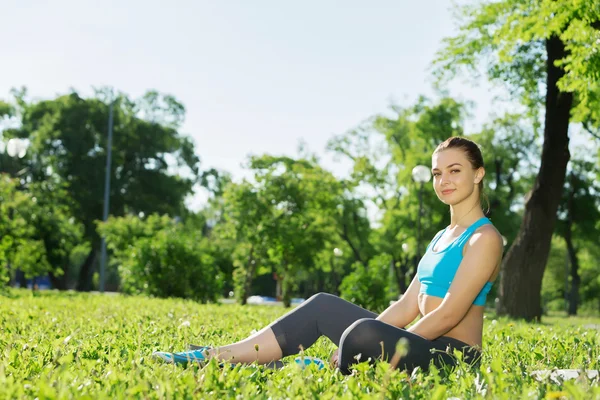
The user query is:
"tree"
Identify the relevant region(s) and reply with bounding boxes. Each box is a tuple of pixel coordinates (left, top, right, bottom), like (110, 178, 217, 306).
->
(434, 0, 600, 320)
(219, 156, 343, 306)
(23, 180, 84, 289)
(0, 177, 55, 288)
(4, 88, 200, 291)
(555, 156, 600, 315)
(250, 156, 342, 306)
(218, 180, 272, 305)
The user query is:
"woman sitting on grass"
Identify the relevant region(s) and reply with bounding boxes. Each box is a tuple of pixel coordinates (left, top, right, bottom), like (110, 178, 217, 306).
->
(153, 136, 504, 375)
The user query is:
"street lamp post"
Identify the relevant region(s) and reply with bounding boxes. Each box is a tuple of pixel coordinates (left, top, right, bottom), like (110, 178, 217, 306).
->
(3, 138, 29, 288)
(333, 247, 343, 294)
(400, 242, 409, 292)
(99, 101, 114, 293)
(411, 165, 431, 261)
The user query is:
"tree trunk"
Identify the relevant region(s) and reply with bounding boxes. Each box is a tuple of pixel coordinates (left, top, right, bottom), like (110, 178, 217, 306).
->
(498, 35, 573, 321)
(239, 246, 255, 305)
(275, 274, 283, 301)
(76, 247, 98, 292)
(282, 277, 292, 308)
(565, 172, 580, 316)
(329, 258, 340, 295)
(340, 222, 364, 265)
(16, 268, 27, 288)
(49, 267, 68, 290)
(565, 235, 580, 316)
(393, 256, 409, 294)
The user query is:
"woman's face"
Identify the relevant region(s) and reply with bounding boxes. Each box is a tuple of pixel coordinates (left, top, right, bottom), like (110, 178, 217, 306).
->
(431, 148, 483, 206)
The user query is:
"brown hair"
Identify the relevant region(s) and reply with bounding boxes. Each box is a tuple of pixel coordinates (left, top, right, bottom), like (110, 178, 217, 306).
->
(434, 137, 490, 214)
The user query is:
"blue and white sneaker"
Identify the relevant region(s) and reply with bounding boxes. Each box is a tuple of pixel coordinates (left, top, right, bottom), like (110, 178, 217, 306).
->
(152, 346, 212, 365)
(294, 356, 326, 370)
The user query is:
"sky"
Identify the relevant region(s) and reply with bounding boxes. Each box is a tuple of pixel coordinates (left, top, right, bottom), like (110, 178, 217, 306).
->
(1, 0, 500, 210)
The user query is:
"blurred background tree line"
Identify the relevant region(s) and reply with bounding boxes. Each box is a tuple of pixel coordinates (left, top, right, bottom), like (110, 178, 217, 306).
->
(1, 0, 600, 320)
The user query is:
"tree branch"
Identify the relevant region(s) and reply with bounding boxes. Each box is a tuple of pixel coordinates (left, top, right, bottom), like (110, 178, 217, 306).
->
(582, 121, 600, 140)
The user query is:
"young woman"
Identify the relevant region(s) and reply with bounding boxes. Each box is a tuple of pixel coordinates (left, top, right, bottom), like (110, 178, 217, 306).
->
(153, 137, 504, 374)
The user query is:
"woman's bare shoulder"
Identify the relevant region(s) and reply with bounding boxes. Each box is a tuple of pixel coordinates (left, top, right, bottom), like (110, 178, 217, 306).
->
(469, 223, 503, 250)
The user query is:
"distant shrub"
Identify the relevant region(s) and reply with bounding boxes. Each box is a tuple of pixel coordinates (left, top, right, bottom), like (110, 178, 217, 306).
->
(99, 214, 223, 302)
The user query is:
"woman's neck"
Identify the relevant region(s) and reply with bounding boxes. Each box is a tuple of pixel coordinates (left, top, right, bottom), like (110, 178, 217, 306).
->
(449, 199, 484, 229)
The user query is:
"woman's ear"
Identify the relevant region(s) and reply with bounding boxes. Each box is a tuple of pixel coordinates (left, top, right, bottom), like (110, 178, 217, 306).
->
(475, 168, 485, 184)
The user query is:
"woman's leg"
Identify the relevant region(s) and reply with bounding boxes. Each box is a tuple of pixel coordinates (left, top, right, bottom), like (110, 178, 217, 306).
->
(338, 318, 480, 375)
(209, 292, 376, 364)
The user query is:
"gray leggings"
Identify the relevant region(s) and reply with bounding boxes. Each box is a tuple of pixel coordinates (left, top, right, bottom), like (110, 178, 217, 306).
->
(269, 292, 481, 374)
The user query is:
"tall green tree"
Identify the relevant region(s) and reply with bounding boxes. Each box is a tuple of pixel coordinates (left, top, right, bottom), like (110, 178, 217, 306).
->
(250, 156, 342, 306)
(555, 156, 600, 315)
(0, 177, 56, 287)
(218, 180, 272, 305)
(24, 180, 84, 289)
(4, 88, 200, 291)
(434, 0, 600, 320)
(219, 156, 342, 306)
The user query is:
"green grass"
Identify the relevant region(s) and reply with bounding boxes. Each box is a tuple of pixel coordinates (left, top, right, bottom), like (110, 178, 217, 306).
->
(1, 289, 600, 399)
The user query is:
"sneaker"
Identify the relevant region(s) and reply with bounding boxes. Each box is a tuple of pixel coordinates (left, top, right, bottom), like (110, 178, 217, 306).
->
(152, 346, 212, 366)
(294, 356, 326, 370)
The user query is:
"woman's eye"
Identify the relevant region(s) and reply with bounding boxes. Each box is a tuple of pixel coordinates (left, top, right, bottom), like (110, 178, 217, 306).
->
(451, 169, 460, 173)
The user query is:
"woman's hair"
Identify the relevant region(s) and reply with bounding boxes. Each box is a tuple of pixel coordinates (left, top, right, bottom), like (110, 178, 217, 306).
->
(433, 137, 490, 214)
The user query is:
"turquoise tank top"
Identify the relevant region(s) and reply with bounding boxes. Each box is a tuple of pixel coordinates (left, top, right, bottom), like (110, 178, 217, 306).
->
(417, 217, 493, 306)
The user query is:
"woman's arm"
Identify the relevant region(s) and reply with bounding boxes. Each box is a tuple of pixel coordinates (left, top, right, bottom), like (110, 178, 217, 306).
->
(407, 226, 503, 340)
(376, 275, 421, 328)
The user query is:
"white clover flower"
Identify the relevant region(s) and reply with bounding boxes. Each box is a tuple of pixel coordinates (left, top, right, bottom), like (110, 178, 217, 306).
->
(179, 320, 191, 328)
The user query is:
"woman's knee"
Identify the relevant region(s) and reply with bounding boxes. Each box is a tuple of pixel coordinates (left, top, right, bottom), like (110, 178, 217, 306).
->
(305, 292, 337, 306)
(339, 318, 379, 352)
(308, 292, 335, 301)
(338, 318, 379, 374)
(342, 317, 378, 337)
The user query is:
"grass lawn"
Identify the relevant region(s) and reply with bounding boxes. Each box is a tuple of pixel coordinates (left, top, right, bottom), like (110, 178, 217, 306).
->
(1, 289, 599, 399)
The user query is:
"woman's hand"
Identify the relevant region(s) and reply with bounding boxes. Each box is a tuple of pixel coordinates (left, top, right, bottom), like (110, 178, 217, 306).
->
(330, 348, 339, 368)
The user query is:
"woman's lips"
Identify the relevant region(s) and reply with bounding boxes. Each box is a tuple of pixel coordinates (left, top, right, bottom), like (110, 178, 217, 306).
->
(441, 189, 455, 195)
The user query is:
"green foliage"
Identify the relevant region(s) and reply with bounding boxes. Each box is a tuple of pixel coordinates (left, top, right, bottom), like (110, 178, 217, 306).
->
(0, 88, 202, 290)
(556, 157, 600, 243)
(544, 235, 600, 314)
(25, 180, 84, 287)
(0, 100, 14, 118)
(219, 156, 343, 306)
(328, 96, 485, 292)
(0, 177, 57, 285)
(339, 255, 394, 312)
(471, 113, 541, 245)
(434, 0, 600, 122)
(98, 214, 222, 302)
(542, 236, 570, 311)
(2, 290, 600, 399)
(4, 88, 200, 245)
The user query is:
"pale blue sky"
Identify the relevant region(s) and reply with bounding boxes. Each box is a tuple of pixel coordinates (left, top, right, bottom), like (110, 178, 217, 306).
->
(1, 0, 500, 209)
